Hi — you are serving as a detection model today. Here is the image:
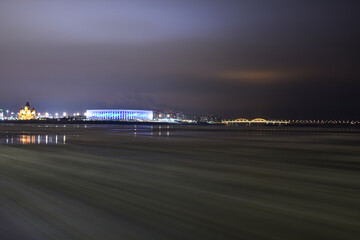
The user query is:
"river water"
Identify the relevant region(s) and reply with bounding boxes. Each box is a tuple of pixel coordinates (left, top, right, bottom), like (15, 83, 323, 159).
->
(0, 124, 359, 239)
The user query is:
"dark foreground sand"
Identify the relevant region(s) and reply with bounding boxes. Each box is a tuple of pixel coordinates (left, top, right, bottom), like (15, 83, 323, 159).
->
(0, 124, 359, 239)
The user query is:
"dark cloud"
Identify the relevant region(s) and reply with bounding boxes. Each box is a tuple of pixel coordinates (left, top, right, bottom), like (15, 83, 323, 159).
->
(0, 0, 359, 119)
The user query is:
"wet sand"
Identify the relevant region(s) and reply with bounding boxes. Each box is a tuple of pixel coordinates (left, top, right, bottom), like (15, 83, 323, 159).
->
(0, 124, 359, 239)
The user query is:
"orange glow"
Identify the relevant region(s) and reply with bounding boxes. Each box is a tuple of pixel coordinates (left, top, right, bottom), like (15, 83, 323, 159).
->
(18, 100, 36, 120)
(220, 70, 293, 84)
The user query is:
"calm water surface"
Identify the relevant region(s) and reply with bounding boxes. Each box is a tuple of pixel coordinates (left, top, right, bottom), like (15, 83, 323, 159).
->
(0, 123, 359, 239)
(0, 124, 359, 144)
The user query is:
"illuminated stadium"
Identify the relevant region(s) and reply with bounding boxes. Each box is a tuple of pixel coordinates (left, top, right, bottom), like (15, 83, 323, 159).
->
(86, 109, 153, 121)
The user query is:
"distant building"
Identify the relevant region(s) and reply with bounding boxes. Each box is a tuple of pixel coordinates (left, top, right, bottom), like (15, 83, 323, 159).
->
(154, 111, 173, 119)
(86, 109, 153, 121)
(199, 114, 223, 123)
(0, 109, 3, 120)
(154, 111, 181, 121)
(183, 114, 200, 122)
(18, 100, 36, 120)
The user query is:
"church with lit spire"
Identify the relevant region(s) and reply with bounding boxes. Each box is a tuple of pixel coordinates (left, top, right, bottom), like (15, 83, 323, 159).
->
(18, 100, 36, 120)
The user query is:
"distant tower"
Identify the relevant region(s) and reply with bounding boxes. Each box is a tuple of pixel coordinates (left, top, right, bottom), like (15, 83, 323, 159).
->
(18, 100, 36, 120)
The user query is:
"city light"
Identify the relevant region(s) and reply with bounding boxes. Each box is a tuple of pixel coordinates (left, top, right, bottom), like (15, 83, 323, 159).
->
(86, 110, 153, 121)
(1, 100, 358, 124)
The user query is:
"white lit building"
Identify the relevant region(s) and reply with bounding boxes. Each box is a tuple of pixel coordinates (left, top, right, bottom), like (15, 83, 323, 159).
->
(86, 109, 153, 121)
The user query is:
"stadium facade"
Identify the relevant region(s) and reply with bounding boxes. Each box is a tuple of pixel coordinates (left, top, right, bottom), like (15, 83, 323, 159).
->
(86, 109, 153, 121)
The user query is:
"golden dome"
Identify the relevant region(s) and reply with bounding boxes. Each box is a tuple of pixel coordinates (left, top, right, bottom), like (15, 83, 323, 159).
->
(18, 100, 36, 120)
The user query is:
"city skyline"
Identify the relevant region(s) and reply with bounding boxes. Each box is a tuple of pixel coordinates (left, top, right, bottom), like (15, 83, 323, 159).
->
(2, 100, 359, 123)
(0, 2, 359, 239)
(0, 1, 359, 119)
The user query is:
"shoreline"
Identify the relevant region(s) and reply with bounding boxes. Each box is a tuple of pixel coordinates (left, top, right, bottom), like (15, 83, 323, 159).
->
(1, 119, 360, 129)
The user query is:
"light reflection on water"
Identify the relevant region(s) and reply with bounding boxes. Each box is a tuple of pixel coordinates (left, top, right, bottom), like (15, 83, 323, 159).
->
(108, 125, 345, 138)
(2, 125, 353, 145)
(1, 134, 67, 145)
(110, 125, 171, 137)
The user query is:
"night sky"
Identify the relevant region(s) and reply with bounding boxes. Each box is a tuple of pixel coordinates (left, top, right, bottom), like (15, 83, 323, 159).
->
(0, 0, 359, 119)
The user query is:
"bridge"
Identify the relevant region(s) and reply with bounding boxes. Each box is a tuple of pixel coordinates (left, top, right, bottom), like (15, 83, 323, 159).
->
(223, 118, 290, 125)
